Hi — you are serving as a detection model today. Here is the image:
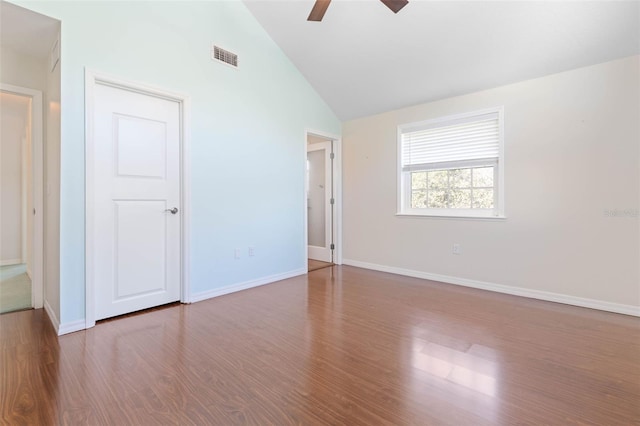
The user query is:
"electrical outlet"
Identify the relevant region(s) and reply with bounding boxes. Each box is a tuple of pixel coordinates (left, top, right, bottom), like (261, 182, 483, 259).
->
(234, 248, 241, 259)
(452, 243, 462, 255)
(248, 246, 255, 257)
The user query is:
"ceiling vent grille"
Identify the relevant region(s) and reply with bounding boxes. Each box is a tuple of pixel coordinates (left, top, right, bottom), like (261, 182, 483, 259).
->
(212, 45, 238, 68)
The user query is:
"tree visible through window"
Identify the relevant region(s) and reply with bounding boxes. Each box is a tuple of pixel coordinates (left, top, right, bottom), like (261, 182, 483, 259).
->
(411, 167, 494, 209)
(398, 108, 504, 217)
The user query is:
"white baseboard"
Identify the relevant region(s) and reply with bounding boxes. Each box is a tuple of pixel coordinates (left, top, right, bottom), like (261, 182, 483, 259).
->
(58, 320, 86, 336)
(0, 258, 23, 266)
(44, 299, 60, 332)
(191, 268, 307, 303)
(342, 259, 640, 317)
(44, 299, 86, 335)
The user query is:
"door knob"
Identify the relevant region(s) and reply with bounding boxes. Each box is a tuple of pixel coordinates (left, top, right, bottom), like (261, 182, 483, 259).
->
(165, 207, 178, 214)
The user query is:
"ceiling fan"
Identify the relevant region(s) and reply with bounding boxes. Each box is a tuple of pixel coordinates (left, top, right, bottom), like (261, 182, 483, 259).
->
(308, 0, 409, 22)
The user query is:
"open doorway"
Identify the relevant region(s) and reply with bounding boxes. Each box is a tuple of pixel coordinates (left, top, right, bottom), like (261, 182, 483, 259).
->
(1, 1, 59, 321)
(0, 87, 43, 314)
(306, 132, 341, 272)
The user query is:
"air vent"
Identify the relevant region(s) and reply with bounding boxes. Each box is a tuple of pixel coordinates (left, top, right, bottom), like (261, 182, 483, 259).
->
(212, 45, 238, 68)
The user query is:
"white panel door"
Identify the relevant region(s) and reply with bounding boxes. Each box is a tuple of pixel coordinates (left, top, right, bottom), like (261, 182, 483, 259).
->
(93, 83, 180, 320)
(307, 142, 332, 262)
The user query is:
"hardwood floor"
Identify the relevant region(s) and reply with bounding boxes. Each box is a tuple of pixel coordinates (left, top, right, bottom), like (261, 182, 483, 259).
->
(308, 259, 333, 272)
(1, 265, 639, 425)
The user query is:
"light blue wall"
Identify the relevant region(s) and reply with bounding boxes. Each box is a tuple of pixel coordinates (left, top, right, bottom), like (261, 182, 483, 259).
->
(17, 1, 341, 323)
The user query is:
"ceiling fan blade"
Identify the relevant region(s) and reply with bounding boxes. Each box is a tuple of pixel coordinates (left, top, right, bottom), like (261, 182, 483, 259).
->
(380, 0, 408, 14)
(308, 0, 331, 21)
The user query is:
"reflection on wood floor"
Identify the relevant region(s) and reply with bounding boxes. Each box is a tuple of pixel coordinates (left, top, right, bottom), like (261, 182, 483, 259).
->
(308, 259, 333, 272)
(1, 265, 639, 424)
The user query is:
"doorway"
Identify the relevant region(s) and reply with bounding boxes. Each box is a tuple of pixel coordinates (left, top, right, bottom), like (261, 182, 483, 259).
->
(0, 86, 44, 314)
(85, 71, 190, 327)
(306, 132, 341, 272)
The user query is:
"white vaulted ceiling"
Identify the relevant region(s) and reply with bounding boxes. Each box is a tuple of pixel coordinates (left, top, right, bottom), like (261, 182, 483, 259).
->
(244, 0, 640, 121)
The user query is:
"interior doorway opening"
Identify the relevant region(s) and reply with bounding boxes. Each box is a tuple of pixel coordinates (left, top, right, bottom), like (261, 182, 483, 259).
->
(306, 132, 341, 272)
(1, 0, 61, 330)
(0, 87, 43, 314)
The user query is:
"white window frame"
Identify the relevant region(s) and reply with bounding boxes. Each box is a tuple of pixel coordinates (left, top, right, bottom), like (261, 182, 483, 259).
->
(397, 107, 505, 219)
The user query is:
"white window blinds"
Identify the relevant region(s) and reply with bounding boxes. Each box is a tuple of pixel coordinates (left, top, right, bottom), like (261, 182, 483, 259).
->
(401, 111, 500, 172)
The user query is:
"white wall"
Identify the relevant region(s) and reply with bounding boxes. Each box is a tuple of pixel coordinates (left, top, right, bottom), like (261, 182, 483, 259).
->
(343, 56, 639, 311)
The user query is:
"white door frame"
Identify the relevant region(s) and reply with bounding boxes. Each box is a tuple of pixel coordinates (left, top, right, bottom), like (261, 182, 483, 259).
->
(85, 69, 191, 329)
(0, 83, 44, 309)
(305, 129, 342, 267)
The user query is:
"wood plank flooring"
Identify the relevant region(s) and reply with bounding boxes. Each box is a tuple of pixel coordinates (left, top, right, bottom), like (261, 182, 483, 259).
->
(308, 259, 333, 272)
(1, 265, 639, 425)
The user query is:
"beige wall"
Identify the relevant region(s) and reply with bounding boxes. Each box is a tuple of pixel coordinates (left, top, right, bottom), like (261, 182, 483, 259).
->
(0, 46, 46, 91)
(44, 31, 61, 322)
(307, 135, 331, 249)
(342, 56, 639, 310)
(1, 36, 60, 319)
(307, 149, 326, 247)
(0, 100, 27, 263)
(25, 101, 33, 276)
(1, 47, 44, 268)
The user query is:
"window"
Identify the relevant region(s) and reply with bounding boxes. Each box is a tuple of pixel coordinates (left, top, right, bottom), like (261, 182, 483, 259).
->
(398, 107, 504, 218)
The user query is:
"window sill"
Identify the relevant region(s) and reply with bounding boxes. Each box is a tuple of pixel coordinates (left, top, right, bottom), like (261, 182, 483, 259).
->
(396, 212, 507, 221)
